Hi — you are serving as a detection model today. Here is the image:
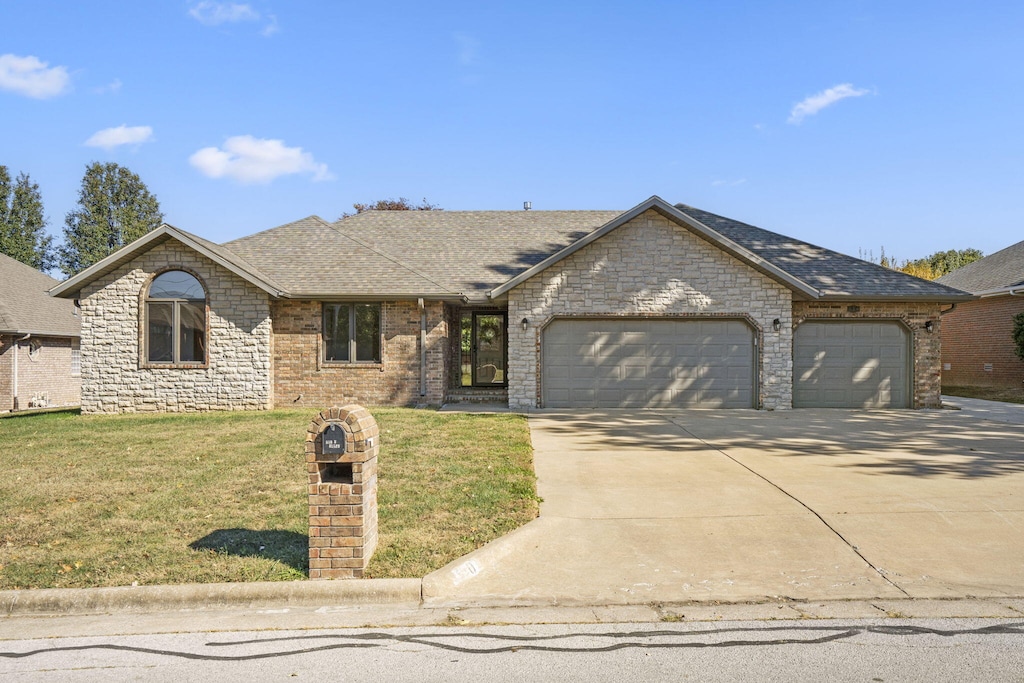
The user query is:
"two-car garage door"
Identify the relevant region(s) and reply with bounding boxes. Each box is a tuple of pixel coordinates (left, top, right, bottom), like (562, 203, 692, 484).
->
(542, 319, 755, 408)
(540, 317, 912, 409)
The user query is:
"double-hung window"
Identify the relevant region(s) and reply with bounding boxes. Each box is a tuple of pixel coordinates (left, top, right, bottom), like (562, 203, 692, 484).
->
(146, 271, 207, 364)
(323, 303, 381, 363)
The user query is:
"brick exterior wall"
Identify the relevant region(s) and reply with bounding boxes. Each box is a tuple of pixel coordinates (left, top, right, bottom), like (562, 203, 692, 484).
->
(941, 295, 1024, 388)
(506, 209, 794, 410)
(0, 335, 81, 412)
(793, 300, 943, 408)
(78, 241, 273, 413)
(271, 299, 448, 408)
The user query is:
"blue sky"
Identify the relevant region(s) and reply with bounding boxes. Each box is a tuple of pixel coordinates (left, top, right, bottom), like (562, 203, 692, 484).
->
(2, 1, 1022, 264)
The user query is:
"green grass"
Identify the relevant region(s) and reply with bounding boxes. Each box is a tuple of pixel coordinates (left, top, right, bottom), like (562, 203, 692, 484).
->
(0, 408, 537, 589)
(943, 385, 1024, 405)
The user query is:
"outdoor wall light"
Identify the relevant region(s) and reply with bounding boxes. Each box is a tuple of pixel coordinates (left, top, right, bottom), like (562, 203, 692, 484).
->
(925, 320, 934, 333)
(521, 318, 529, 331)
(772, 318, 781, 332)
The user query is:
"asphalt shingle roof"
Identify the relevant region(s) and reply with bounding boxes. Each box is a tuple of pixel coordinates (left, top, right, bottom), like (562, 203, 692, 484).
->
(677, 205, 973, 300)
(935, 239, 1024, 293)
(328, 210, 618, 296)
(225, 216, 461, 297)
(221, 204, 967, 301)
(0, 253, 80, 336)
(50, 198, 975, 303)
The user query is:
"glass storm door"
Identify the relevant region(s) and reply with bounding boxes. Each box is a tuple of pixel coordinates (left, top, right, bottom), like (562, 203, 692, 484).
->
(472, 313, 507, 386)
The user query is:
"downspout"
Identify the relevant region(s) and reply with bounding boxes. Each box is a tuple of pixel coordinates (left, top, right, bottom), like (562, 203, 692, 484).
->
(12, 333, 30, 411)
(418, 299, 427, 398)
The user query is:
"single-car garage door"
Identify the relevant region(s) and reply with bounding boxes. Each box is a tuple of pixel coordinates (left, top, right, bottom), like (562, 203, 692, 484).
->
(793, 321, 910, 408)
(542, 318, 755, 408)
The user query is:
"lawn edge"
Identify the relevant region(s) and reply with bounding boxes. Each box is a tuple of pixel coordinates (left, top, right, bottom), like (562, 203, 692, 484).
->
(0, 578, 422, 616)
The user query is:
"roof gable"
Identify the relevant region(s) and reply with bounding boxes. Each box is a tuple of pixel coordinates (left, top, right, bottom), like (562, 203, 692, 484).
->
(489, 196, 820, 299)
(936, 239, 1024, 294)
(0, 253, 80, 336)
(50, 224, 286, 299)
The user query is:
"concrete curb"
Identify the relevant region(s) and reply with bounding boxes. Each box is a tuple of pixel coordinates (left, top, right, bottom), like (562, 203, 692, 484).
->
(0, 579, 423, 616)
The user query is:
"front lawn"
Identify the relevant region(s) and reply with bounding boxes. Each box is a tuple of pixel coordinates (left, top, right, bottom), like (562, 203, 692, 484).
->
(0, 408, 537, 590)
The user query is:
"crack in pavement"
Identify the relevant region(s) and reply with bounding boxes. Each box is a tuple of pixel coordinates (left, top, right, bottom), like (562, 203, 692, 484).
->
(661, 415, 912, 598)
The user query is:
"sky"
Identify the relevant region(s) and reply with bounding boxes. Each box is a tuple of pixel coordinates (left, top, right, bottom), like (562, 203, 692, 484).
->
(2, 0, 1023, 267)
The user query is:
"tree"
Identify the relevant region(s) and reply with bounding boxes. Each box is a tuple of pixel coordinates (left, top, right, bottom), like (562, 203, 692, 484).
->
(0, 165, 54, 271)
(1013, 313, 1024, 362)
(864, 246, 985, 281)
(59, 162, 163, 275)
(339, 197, 440, 220)
(898, 248, 984, 280)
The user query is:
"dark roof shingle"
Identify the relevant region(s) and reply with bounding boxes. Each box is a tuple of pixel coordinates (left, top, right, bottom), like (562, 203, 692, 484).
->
(935, 239, 1024, 293)
(678, 205, 973, 300)
(0, 253, 80, 336)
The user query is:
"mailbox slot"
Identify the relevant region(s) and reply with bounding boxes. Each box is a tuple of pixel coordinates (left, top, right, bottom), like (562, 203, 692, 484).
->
(320, 462, 353, 484)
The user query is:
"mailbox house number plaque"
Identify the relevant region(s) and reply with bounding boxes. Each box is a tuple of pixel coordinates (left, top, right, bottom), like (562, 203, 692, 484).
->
(322, 423, 346, 455)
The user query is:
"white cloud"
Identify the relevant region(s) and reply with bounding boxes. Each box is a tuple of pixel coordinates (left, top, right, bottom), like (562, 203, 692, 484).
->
(93, 78, 123, 95)
(189, 135, 332, 184)
(189, 1, 259, 25)
(711, 178, 747, 187)
(261, 14, 280, 36)
(85, 125, 154, 150)
(189, 2, 278, 34)
(788, 83, 870, 124)
(0, 54, 70, 99)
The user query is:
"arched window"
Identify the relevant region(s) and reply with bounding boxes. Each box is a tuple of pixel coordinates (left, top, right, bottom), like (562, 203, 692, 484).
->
(146, 270, 207, 364)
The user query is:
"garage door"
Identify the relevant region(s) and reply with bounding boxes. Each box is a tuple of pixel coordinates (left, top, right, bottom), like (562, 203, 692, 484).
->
(541, 319, 755, 408)
(793, 321, 910, 408)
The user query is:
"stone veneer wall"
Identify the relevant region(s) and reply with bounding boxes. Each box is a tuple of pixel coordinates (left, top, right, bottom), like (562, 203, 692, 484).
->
(78, 241, 272, 413)
(506, 209, 793, 410)
(940, 296, 1024, 389)
(793, 300, 944, 408)
(271, 299, 447, 407)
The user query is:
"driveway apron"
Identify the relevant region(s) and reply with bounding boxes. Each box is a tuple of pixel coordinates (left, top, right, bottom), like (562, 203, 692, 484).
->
(426, 410, 962, 607)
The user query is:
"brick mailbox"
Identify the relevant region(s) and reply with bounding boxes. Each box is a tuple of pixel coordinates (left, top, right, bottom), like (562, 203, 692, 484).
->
(305, 405, 379, 579)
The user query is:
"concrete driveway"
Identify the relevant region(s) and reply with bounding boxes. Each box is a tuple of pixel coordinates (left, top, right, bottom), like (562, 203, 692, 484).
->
(424, 408, 1024, 607)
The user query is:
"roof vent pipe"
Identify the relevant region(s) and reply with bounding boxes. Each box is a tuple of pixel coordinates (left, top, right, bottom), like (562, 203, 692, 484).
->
(523, 201, 532, 211)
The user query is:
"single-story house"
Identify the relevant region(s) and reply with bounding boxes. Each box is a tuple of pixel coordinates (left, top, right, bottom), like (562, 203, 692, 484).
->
(50, 196, 972, 413)
(936, 239, 1024, 389)
(1, 252, 81, 412)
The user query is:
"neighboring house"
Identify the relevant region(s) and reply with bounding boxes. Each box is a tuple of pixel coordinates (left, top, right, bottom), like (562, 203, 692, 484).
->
(0, 253, 81, 412)
(936, 239, 1024, 389)
(50, 196, 971, 414)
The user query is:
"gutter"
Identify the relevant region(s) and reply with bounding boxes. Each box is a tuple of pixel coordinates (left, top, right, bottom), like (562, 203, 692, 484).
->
(419, 298, 427, 398)
(970, 285, 1024, 298)
(285, 292, 466, 303)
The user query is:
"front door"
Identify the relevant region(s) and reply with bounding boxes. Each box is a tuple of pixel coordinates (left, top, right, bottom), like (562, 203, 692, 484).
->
(472, 312, 507, 386)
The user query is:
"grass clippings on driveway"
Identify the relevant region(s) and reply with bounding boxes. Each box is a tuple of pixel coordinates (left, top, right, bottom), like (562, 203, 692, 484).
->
(0, 408, 537, 590)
